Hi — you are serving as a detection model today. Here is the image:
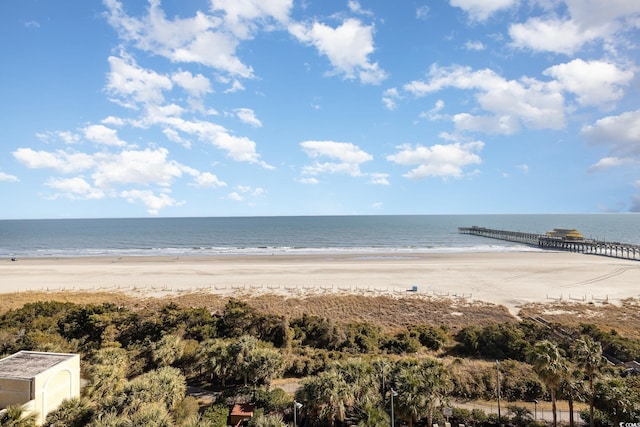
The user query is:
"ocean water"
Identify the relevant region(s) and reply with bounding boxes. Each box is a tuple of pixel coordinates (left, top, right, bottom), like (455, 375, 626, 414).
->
(0, 214, 639, 258)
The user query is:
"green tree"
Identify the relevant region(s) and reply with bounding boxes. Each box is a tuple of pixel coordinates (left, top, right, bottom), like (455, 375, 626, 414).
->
(0, 404, 38, 427)
(152, 334, 185, 368)
(247, 346, 286, 390)
(86, 347, 130, 402)
(200, 339, 233, 385)
(297, 369, 352, 427)
(43, 397, 94, 427)
(574, 336, 603, 427)
(529, 340, 567, 427)
(392, 358, 452, 427)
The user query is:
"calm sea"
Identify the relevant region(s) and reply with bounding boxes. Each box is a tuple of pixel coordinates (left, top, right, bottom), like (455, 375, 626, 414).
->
(0, 214, 639, 258)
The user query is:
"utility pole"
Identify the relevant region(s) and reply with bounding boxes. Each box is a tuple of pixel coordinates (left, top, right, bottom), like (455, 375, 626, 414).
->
(391, 388, 398, 427)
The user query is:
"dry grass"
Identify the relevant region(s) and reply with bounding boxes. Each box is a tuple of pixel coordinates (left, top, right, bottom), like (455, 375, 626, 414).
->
(519, 297, 640, 339)
(0, 290, 515, 332)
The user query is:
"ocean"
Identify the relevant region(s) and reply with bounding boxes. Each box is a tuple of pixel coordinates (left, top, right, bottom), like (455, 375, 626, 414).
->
(0, 214, 639, 258)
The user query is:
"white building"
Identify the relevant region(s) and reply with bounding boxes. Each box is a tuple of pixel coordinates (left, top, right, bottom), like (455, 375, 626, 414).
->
(0, 351, 80, 425)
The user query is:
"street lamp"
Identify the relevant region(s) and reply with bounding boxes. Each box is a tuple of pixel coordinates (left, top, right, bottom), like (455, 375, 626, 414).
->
(390, 388, 398, 427)
(293, 401, 303, 427)
(496, 360, 502, 427)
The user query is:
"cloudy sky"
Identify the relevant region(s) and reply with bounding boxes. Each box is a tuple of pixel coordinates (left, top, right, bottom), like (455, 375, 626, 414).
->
(1, 0, 639, 218)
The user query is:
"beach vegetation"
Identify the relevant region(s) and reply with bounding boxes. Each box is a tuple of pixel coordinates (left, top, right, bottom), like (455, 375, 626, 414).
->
(1, 294, 640, 426)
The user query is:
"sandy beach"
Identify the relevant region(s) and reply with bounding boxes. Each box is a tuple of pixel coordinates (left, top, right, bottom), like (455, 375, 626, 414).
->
(1, 251, 639, 314)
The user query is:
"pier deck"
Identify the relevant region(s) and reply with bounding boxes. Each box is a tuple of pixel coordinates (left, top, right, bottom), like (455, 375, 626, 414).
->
(459, 226, 640, 261)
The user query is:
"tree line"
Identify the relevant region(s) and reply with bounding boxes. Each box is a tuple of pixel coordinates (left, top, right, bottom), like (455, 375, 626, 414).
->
(0, 298, 639, 426)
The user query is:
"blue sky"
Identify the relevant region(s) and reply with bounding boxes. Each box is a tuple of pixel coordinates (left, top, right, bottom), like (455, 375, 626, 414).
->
(1, 0, 640, 218)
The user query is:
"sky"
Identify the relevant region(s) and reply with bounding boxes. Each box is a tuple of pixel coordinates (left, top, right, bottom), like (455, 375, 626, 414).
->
(1, 0, 640, 219)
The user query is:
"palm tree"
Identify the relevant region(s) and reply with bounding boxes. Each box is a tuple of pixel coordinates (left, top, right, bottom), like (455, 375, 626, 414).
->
(86, 346, 129, 402)
(199, 339, 232, 386)
(42, 397, 94, 427)
(529, 340, 567, 427)
(574, 336, 603, 427)
(392, 358, 452, 427)
(0, 404, 38, 427)
(228, 335, 258, 386)
(151, 334, 184, 368)
(247, 346, 286, 390)
(297, 369, 352, 427)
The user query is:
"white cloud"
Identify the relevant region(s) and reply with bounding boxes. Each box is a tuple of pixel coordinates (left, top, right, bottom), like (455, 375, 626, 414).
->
(13, 148, 95, 173)
(104, 0, 255, 78)
(348, 0, 373, 16)
(416, 6, 430, 20)
(300, 140, 373, 178)
(289, 18, 387, 84)
(228, 192, 243, 201)
(172, 70, 212, 97)
(120, 189, 182, 215)
(235, 108, 262, 127)
(543, 59, 634, 107)
(508, 1, 640, 55)
(387, 140, 484, 179)
(464, 40, 486, 51)
(192, 172, 227, 188)
(450, 0, 517, 21)
(588, 156, 635, 172)
(92, 148, 184, 188)
(382, 87, 400, 110)
(106, 55, 173, 107)
(419, 99, 445, 121)
(0, 172, 19, 182)
(368, 173, 390, 185)
(509, 18, 602, 55)
(83, 124, 127, 147)
(210, 0, 293, 38)
(582, 109, 640, 158)
(404, 64, 565, 134)
(36, 131, 81, 145)
(45, 177, 105, 200)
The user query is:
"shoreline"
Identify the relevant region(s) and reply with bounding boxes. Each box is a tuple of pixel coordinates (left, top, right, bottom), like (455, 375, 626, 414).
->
(2, 251, 640, 315)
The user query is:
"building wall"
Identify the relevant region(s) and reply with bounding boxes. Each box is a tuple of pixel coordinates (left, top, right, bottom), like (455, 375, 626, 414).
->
(0, 377, 32, 408)
(32, 354, 80, 425)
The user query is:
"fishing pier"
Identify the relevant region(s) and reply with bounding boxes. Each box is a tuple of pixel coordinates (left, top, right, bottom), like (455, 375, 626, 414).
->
(459, 226, 640, 261)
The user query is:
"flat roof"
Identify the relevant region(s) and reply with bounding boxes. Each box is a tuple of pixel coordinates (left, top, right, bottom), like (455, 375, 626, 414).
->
(0, 351, 77, 380)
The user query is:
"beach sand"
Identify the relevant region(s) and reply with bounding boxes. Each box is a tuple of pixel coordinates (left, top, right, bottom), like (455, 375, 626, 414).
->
(1, 251, 639, 315)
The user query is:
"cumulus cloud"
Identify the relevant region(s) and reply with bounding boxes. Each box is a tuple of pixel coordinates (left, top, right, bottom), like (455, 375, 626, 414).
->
(171, 70, 212, 97)
(543, 59, 634, 107)
(12, 145, 223, 214)
(45, 177, 105, 200)
(404, 64, 565, 134)
(289, 18, 387, 84)
(83, 124, 127, 147)
(13, 148, 96, 173)
(368, 172, 390, 185)
(120, 189, 182, 215)
(464, 40, 486, 51)
(300, 140, 373, 178)
(508, 1, 640, 54)
(192, 172, 227, 188)
(582, 109, 640, 158)
(235, 108, 262, 127)
(387, 140, 484, 179)
(0, 172, 19, 182)
(106, 55, 173, 107)
(103, 0, 271, 78)
(450, 0, 517, 21)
